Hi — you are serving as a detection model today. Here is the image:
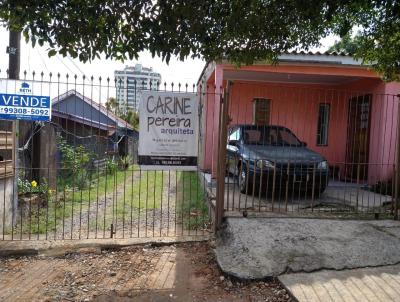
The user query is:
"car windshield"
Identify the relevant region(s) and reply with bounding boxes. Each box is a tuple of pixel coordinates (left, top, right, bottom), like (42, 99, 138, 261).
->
(242, 126, 302, 147)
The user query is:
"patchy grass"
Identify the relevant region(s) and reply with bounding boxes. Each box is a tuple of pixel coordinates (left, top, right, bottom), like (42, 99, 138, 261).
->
(176, 171, 208, 230)
(11, 168, 208, 236)
(119, 170, 164, 212)
(13, 167, 135, 235)
(93, 170, 164, 231)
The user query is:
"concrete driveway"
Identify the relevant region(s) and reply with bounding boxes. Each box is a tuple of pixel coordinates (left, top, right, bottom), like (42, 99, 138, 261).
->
(215, 218, 400, 279)
(220, 178, 392, 213)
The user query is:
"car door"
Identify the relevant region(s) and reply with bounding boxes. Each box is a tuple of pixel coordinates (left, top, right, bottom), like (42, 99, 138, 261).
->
(227, 127, 241, 175)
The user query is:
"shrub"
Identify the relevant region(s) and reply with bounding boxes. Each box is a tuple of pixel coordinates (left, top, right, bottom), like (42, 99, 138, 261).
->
(57, 135, 93, 189)
(18, 177, 53, 204)
(106, 158, 118, 174)
(18, 178, 48, 195)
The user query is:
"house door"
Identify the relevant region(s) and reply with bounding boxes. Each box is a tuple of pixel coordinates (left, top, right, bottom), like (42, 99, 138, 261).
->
(345, 94, 372, 181)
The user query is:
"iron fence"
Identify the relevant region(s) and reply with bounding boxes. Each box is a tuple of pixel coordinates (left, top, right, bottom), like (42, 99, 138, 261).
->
(1, 69, 399, 241)
(0, 70, 217, 240)
(213, 81, 400, 219)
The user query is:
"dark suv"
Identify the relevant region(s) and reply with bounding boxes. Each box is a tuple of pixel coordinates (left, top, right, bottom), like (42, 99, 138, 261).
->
(227, 125, 329, 196)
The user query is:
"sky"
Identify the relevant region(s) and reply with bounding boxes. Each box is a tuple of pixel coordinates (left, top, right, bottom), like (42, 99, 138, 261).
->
(0, 27, 337, 101)
(0, 28, 205, 86)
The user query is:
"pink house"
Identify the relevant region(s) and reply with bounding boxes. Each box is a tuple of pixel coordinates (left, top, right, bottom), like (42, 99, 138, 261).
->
(198, 52, 400, 185)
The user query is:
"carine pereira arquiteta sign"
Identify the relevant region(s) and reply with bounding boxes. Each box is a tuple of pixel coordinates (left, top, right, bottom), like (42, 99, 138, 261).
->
(138, 91, 198, 170)
(0, 82, 51, 121)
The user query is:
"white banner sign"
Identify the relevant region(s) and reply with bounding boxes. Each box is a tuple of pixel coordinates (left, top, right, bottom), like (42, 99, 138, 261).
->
(138, 91, 198, 170)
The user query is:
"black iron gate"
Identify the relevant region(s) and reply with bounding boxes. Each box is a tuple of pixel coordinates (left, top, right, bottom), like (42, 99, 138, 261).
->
(0, 72, 218, 240)
(213, 82, 400, 223)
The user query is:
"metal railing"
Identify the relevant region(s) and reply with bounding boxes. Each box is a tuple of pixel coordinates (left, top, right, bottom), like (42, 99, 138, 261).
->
(211, 82, 400, 220)
(1, 70, 398, 240)
(0, 70, 218, 240)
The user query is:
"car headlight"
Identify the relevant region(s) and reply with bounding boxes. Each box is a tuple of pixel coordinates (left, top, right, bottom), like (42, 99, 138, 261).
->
(256, 159, 275, 169)
(317, 160, 328, 170)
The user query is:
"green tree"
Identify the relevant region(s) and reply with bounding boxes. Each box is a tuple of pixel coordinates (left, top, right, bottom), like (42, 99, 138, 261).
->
(328, 33, 363, 55)
(105, 97, 139, 129)
(1, 1, 399, 80)
(105, 97, 119, 114)
(119, 110, 139, 130)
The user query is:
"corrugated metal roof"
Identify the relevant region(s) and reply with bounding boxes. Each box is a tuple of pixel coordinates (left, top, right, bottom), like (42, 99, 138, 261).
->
(197, 51, 362, 84)
(52, 90, 134, 130)
(283, 50, 352, 56)
(278, 50, 361, 66)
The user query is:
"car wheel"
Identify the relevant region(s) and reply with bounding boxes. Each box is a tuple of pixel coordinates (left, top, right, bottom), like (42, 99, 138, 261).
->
(238, 169, 253, 194)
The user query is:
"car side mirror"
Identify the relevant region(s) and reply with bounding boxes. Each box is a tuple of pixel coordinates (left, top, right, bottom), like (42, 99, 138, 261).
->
(301, 141, 307, 147)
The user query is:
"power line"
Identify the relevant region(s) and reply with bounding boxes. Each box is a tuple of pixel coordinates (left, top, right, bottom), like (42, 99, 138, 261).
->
(37, 50, 50, 73)
(56, 54, 76, 75)
(67, 57, 84, 76)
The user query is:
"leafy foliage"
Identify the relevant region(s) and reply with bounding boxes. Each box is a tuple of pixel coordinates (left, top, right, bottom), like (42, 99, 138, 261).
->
(18, 177, 49, 196)
(105, 157, 118, 174)
(58, 138, 91, 173)
(177, 171, 208, 230)
(328, 33, 363, 55)
(105, 97, 119, 113)
(57, 136, 92, 189)
(119, 110, 139, 130)
(0, 1, 399, 79)
(105, 97, 139, 129)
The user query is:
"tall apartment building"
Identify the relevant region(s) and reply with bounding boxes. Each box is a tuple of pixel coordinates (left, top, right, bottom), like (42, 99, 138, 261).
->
(114, 64, 161, 112)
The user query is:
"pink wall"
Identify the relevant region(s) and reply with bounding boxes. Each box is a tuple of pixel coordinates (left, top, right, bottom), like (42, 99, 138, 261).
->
(340, 79, 400, 183)
(226, 82, 356, 177)
(200, 65, 400, 184)
(201, 84, 217, 173)
(199, 67, 224, 177)
(367, 83, 400, 183)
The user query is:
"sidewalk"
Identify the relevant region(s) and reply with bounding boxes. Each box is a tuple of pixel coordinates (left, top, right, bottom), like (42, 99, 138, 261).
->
(0, 241, 292, 302)
(279, 264, 400, 302)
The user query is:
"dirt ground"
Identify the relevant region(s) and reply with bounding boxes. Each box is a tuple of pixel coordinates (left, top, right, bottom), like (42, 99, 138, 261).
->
(0, 242, 292, 302)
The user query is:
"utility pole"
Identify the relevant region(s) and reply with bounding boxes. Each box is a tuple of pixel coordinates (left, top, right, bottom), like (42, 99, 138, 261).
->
(7, 30, 21, 80)
(7, 30, 21, 229)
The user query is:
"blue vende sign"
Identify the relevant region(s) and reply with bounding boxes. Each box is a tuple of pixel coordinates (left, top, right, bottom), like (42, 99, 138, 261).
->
(0, 82, 51, 121)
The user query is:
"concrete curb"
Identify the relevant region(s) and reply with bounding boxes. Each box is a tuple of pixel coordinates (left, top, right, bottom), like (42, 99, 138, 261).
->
(0, 235, 212, 258)
(0, 249, 38, 257)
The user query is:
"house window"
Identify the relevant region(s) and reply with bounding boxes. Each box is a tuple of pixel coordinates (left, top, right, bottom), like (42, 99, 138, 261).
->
(253, 98, 270, 125)
(317, 103, 330, 146)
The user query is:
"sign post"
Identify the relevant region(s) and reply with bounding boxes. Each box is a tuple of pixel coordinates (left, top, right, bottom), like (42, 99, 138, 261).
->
(138, 91, 198, 170)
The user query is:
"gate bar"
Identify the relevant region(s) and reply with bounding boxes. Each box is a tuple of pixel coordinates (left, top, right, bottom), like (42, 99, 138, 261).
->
(395, 94, 400, 220)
